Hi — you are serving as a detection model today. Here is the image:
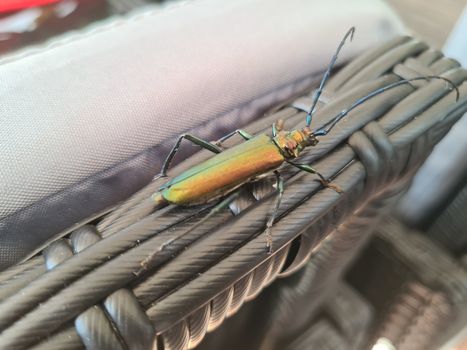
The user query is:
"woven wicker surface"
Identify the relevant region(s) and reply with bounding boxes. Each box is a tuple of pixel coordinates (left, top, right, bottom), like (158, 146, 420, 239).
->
(0, 37, 466, 350)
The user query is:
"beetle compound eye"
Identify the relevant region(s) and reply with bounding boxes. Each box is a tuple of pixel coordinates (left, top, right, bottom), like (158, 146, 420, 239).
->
(306, 134, 319, 146)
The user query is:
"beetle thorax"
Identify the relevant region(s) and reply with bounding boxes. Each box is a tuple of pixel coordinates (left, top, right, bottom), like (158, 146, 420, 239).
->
(273, 127, 319, 159)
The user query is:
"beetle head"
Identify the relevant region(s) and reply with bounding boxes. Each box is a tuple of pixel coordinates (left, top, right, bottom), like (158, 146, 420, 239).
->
(273, 127, 319, 159)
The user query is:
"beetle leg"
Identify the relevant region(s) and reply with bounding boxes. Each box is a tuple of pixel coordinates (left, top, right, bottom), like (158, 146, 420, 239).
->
(214, 129, 253, 146)
(137, 191, 242, 274)
(265, 171, 284, 253)
(287, 161, 342, 193)
(161, 190, 241, 249)
(160, 134, 223, 177)
(272, 119, 285, 137)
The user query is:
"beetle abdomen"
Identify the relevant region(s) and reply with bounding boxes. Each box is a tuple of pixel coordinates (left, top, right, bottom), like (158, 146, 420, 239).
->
(161, 134, 284, 205)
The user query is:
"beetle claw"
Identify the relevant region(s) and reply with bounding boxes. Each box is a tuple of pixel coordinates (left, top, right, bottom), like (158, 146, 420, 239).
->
(320, 179, 343, 194)
(265, 228, 273, 253)
(275, 119, 285, 132)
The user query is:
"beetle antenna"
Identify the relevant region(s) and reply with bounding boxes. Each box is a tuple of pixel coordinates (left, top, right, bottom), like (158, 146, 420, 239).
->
(306, 27, 355, 128)
(313, 75, 459, 136)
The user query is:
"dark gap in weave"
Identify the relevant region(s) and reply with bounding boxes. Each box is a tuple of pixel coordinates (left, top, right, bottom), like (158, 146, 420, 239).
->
(280, 235, 301, 274)
(99, 299, 130, 350)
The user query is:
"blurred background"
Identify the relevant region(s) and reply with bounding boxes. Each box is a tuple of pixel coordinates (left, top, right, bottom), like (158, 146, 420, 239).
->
(0, 0, 465, 57)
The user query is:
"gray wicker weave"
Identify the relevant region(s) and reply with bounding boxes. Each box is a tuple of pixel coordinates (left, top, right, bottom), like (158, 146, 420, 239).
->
(0, 36, 466, 350)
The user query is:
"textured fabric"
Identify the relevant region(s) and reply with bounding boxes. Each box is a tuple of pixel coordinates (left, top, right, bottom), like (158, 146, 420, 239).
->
(0, 0, 404, 268)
